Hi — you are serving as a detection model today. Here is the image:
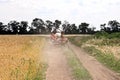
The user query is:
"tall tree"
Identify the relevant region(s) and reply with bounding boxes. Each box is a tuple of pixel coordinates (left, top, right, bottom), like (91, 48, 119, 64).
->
(70, 24, 78, 34)
(87, 27, 96, 34)
(79, 22, 89, 34)
(0, 22, 4, 34)
(54, 20, 61, 29)
(31, 18, 45, 34)
(108, 20, 120, 32)
(46, 20, 53, 33)
(100, 23, 106, 31)
(62, 20, 69, 32)
(19, 21, 28, 34)
(8, 20, 20, 34)
(64, 23, 71, 34)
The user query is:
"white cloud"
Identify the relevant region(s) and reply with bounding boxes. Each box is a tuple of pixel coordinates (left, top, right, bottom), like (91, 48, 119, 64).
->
(0, 0, 120, 30)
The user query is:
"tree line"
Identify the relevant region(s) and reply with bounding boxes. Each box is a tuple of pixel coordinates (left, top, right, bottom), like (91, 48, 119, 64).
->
(0, 18, 120, 34)
(100, 20, 120, 33)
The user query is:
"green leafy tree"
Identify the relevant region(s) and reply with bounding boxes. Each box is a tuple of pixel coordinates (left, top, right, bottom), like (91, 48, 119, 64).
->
(19, 21, 28, 34)
(54, 20, 61, 29)
(79, 22, 89, 34)
(108, 20, 120, 32)
(0, 22, 5, 33)
(70, 24, 78, 34)
(87, 27, 96, 34)
(8, 20, 20, 34)
(31, 18, 45, 34)
(46, 20, 53, 33)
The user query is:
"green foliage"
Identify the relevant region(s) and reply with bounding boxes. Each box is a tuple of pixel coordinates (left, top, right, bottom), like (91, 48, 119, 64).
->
(94, 31, 109, 39)
(69, 36, 93, 47)
(94, 32, 120, 46)
(108, 32, 120, 39)
(95, 32, 120, 39)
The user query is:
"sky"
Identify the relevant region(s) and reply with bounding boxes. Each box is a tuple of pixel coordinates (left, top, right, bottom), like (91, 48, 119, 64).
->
(0, 0, 120, 30)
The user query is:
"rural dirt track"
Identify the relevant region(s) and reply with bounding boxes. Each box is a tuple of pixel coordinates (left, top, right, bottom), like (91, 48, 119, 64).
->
(43, 39, 73, 80)
(43, 38, 120, 80)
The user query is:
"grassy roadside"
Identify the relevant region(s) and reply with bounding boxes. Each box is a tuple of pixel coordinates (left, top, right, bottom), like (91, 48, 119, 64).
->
(69, 36, 120, 73)
(83, 46, 120, 73)
(63, 46, 92, 80)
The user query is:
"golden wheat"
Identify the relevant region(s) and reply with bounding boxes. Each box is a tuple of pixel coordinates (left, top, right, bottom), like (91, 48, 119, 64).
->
(0, 36, 45, 80)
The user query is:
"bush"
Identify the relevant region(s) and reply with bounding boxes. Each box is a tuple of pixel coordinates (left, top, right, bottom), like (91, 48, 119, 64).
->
(69, 36, 93, 47)
(94, 31, 109, 39)
(95, 32, 120, 39)
(108, 32, 120, 39)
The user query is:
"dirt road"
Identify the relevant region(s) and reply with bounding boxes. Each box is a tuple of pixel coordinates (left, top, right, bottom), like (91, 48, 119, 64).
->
(43, 39, 73, 80)
(43, 38, 120, 80)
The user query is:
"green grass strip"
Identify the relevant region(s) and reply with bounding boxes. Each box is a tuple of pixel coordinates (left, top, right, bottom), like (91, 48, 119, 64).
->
(64, 46, 92, 80)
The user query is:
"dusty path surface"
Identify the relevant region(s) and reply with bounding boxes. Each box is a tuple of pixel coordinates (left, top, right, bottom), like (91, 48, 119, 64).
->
(43, 39, 73, 80)
(68, 42, 120, 80)
(43, 38, 120, 80)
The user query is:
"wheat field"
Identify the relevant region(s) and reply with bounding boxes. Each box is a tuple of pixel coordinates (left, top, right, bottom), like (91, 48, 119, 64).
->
(0, 35, 45, 80)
